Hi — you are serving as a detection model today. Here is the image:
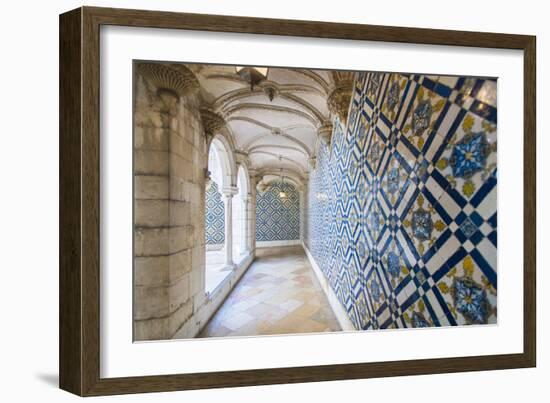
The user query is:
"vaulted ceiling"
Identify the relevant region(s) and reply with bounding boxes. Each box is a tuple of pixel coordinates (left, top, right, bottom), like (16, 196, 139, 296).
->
(186, 64, 355, 184)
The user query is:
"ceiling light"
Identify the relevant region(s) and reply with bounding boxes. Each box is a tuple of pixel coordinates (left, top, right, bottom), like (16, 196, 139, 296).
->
(278, 163, 287, 199)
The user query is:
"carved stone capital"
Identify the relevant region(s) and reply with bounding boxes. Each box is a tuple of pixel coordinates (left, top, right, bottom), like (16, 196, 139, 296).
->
(327, 81, 353, 124)
(257, 181, 269, 193)
(308, 156, 317, 170)
(317, 122, 334, 146)
(200, 108, 226, 140)
(137, 63, 199, 98)
(222, 186, 239, 197)
(205, 169, 212, 191)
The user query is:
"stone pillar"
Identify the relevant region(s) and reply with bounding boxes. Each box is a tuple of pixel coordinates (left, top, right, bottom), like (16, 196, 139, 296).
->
(308, 156, 317, 171)
(241, 195, 251, 254)
(249, 175, 261, 253)
(317, 122, 334, 146)
(249, 194, 256, 252)
(302, 173, 310, 244)
(133, 62, 203, 341)
(299, 189, 305, 242)
(222, 187, 238, 267)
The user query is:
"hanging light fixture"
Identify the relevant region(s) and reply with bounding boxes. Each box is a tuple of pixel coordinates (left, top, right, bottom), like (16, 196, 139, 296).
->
(278, 171, 287, 199)
(277, 156, 287, 198)
(235, 66, 268, 90)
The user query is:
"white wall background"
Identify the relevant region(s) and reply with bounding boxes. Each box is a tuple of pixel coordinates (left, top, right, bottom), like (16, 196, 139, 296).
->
(0, 0, 545, 401)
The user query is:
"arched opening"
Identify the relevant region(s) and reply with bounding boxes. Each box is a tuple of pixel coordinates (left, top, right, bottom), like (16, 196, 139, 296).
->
(255, 176, 301, 247)
(205, 146, 224, 249)
(204, 137, 235, 294)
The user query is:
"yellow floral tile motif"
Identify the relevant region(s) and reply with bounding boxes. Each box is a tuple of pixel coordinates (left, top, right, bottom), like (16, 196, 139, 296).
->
(402, 83, 446, 150)
(382, 74, 407, 122)
(366, 72, 383, 101)
(435, 112, 497, 199)
(403, 298, 434, 328)
(381, 242, 410, 289)
(367, 132, 385, 173)
(366, 273, 386, 313)
(382, 156, 407, 206)
(354, 290, 372, 329)
(403, 193, 445, 256)
(436, 255, 497, 325)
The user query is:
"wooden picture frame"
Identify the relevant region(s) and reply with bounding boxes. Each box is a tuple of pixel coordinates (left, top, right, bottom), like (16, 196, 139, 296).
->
(59, 6, 536, 396)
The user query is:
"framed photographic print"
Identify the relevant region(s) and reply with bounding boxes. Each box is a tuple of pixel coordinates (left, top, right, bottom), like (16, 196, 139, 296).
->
(59, 6, 536, 396)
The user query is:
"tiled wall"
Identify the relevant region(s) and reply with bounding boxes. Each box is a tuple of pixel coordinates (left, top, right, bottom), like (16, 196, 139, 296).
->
(256, 182, 300, 242)
(305, 72, 497, 330)
(205, 181, 225, 245)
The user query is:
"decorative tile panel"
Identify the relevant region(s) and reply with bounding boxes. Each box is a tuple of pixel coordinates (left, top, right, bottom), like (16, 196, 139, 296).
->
(205, 181, 225, 245)
(256, 182, 300, 241)
(305, 72, 497, 330)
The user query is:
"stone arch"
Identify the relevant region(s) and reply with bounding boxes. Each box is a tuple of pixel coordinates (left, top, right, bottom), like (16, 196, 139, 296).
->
(237, 162, 251, 196)
(208, 133, 236, 190)
(262, 175, 303, 191)
(233, 163, 252, 256)
(204, 130, 240, 294)
(256, 169, 305, 191)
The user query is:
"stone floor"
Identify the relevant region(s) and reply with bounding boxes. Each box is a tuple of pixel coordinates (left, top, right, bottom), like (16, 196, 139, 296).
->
(205, 249, 231, 294)
(199, 246, 341, 338)
(205, 248, 249, 293)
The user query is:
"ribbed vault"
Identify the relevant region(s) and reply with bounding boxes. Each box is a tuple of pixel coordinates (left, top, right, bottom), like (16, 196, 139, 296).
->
(184, 64, 355, 185)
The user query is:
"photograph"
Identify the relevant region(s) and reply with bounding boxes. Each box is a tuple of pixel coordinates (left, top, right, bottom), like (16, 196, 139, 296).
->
(133, 62, 498, 341)
(0, 0, 542, 399)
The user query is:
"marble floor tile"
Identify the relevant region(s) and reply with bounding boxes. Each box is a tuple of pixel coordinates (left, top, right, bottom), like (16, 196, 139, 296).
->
(198, 246, 342, 338)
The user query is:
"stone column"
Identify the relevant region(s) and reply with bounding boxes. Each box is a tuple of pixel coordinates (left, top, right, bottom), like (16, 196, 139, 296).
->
(308, 156, 317, 171)
(299, 189, 305, 242)
(241, 195, 251, 254)
(133, 62, 203, 341)
(249, 194, 256, 253)
(249, 174, 261, 253)
(222, 186, 238, 267)
(317, 122, 334, 146)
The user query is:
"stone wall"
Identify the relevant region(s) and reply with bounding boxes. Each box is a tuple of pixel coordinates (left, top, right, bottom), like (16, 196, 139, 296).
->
(133, 63, 207, 341)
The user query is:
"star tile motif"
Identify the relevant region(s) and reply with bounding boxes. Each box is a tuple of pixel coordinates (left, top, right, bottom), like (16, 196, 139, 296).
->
(305, 72, 497, 330)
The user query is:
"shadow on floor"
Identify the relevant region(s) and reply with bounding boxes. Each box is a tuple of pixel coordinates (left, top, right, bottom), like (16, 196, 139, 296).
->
(35, 373, 58, 388)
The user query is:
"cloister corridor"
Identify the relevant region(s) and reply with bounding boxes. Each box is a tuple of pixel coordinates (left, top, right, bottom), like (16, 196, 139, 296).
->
(133, 62, 498, 342)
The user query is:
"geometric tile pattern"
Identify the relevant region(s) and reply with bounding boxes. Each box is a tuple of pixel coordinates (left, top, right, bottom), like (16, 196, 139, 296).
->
(256, 182, 300, 241)
(305, 72, 497, 330)
(205, 180, 225, 245)
(199, 246, 341, 337)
